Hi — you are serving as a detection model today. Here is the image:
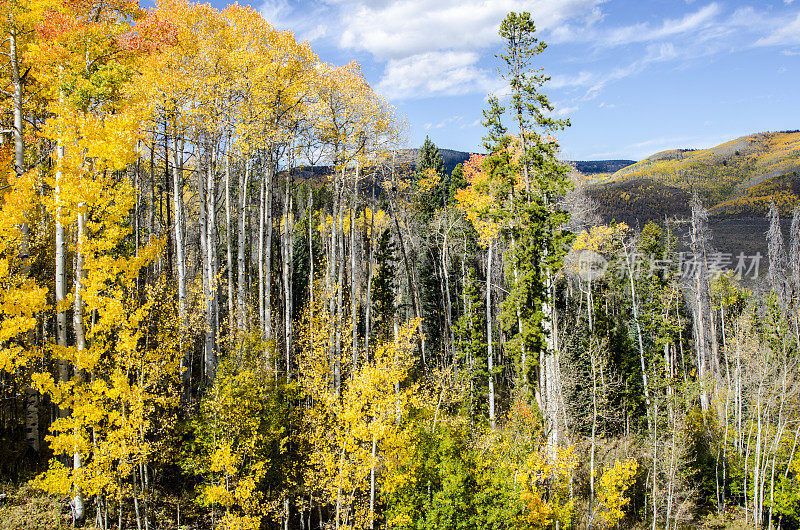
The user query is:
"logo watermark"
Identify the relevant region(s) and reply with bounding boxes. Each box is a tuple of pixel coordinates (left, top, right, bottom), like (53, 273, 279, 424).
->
(570, 251, 763, 281)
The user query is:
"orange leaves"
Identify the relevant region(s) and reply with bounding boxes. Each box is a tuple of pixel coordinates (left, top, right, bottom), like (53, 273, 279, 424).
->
(456, 153, 500, 247)
(118, 8, 179, 53)
(32, 0, 143, 66)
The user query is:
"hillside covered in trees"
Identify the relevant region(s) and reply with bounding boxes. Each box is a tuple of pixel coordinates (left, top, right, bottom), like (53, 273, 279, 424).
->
(588, 131, 800, 224)
(1, 2, 800, 530)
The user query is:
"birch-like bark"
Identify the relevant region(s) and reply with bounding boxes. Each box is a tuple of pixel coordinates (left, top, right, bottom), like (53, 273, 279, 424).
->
(328, 179, 342, 394)
(11, 26, 40, 455)
(791, 207, 800, 348)
(308, 186, 314, 309)
(441, 218, 454, 361)
(624, 241, 653, 433)
(351, 161, 359, 369)
(10, 27, 24, 180)
(204, 150, 218, 381)
(265, 157, 274, 343)
(225, 154, 234, 332)
(283, 164, 294, 382)
(364, 202, 375, 353)
(334, 169, 346, 393)
(387, 155, 424, 361)
(71, 208, 87, 525)
(237, 161, 250, 332)
(487, 240, 495, 428)
(690, 195, 711, 411)
(258, 174, 266, 353)
(148, 143, 155, 272)
(171, 135, 188, 392)
(198, 152, 212, 380)
(53, 75, 69, 389)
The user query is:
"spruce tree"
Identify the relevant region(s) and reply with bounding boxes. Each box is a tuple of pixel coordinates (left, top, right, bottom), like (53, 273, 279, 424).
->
(418, 135, 445, 176)
(483, 12, 574, 406)
(371, 227, 398, 339)
(415, 136, 450, 216)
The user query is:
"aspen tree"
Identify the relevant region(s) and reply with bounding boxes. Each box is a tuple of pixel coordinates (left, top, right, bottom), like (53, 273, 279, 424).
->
(0, 0, 48, 456)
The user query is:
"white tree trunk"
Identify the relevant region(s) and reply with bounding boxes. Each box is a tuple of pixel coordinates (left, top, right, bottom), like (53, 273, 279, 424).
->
(487, 240, 495, 428)
(11, 27, 40, 455)
(364, 203, 375, 353)
(307, 185, 314, 309)
(237, 161, 250, 332)
(265, 158, 274, 344)
(198, 153, 211, 379)
(171, 135, 188, 392)
(204, 152, 217, 381)
(225, 154, 234, 332)
(283, 167, 294, 381)
(72, 208, 87, 525)
(259, 174, 266, 347)
(351, 162, 359, 369)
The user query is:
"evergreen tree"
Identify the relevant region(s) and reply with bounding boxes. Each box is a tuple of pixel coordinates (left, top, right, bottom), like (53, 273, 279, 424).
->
(454, 267, 488, 420)
(483, 12, 573, 405)
(418, 135, 445, 176)
(371, 227, 397, 339)
(449, 162, 468, 204)
(415, 136, 449, 217)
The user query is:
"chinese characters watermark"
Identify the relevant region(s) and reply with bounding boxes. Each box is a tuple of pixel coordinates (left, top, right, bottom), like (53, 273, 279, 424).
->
(572, 250, 763, 281)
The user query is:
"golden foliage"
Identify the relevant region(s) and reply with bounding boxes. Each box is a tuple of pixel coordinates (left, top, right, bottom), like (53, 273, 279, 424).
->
(594, 459, 638, 527)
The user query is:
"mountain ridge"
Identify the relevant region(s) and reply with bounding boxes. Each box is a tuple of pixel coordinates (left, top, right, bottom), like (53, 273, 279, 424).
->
(586, 130, 800, 223)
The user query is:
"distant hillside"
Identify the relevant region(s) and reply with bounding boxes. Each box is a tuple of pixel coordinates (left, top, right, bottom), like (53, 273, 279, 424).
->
(396, 148, 476, 175)
(607, 131, 800, 204)
(711, 172, 800, 217)
(398, 148, 635, 179)
(588, 131, 800, 223)
(570, 160, 635, 174)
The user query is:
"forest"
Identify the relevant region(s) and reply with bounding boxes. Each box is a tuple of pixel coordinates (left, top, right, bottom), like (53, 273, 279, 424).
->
(1, 0, 799, 528)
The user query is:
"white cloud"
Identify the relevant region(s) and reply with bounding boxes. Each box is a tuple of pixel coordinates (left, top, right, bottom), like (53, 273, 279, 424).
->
(550, 71, 595, 89)
(599, 3, 721, 46)
(426, 115, 466, 129)
(259, 0, 606, 99)
(260, 0, 292, 24)
(556, 105, 579, 116)
(302, 24, 328, 42)
(549, 3, 723, 46)
(376, 51, 494, 100)
(549, 42, 681, 100)
(260, 0, 330, 42)
(259, 0, 800, 103)
(756, 12, 800, 46)
(338, 0, 604, 60)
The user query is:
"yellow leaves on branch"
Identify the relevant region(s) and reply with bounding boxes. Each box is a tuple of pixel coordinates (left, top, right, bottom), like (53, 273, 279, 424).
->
(571, 223, 630, 254)
(416, 168, 440, 195)
(594, 458, 638, 527)
(297, 285, 420, 528)
(517, 446, 579, 528)
(0, 171, 47, 375)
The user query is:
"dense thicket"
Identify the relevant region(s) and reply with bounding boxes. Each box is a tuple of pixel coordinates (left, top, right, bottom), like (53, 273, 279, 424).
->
(1, 2, 799, 529)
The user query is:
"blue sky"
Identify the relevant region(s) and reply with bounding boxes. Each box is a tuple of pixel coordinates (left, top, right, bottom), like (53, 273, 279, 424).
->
(206, 0, 800, 161)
